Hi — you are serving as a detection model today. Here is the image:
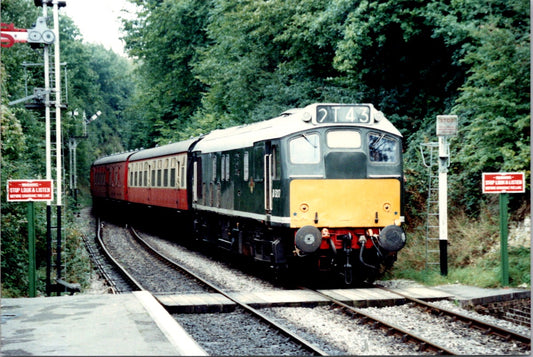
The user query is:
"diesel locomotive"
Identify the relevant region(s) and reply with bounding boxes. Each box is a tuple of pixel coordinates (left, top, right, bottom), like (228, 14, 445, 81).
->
(91, 103, 406, 285)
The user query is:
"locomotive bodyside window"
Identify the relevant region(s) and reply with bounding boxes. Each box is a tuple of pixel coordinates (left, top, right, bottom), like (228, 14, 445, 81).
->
(272, 146, 280, 180)
(290, 133, 320, 164)
(368, 133, 398, 163)
(221, 154, 226, 181)
(243, 151, 249, 181)
(225, 155, 230, 181)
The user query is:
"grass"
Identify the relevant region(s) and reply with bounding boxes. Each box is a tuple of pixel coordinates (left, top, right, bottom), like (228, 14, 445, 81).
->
(386, 209, 531, 289)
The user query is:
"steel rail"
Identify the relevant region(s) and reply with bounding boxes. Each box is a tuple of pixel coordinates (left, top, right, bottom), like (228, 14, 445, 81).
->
(305, 287, 457, 355)
(95, 218, 145, 292)
(375, 285, 531, 347)
(128, 226, 328, 356)
(81, 232, 118, 294)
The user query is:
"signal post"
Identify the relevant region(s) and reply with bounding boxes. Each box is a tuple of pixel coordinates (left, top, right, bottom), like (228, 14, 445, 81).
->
(436, 115, 458, 276)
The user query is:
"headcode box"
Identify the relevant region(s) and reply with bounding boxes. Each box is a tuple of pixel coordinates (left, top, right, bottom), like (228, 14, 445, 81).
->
(7, 180, 53, 202)
(482, 172, 525, 194)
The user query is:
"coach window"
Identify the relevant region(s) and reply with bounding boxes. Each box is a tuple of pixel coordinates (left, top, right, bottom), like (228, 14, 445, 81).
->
(163, 159, 169, 187)
(290, 133, 320, 164)
(157, 160, 162, 187)
(144, 162, 149, 187)
(170, 158, 177, 187)
(151, 160, 156, 188)
(181, 162, 186, 188)
(368, 133, 398, 163)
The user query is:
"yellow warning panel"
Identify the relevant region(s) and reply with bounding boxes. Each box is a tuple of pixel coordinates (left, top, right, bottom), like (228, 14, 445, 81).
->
(290, 179, 401, 228)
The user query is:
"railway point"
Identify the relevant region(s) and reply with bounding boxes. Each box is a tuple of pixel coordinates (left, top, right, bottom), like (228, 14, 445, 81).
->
(1, 284, 529, 356)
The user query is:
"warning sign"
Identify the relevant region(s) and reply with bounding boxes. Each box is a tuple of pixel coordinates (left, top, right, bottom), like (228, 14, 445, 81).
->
(7, 180, 53, 202)
(482, 172, 525, 194)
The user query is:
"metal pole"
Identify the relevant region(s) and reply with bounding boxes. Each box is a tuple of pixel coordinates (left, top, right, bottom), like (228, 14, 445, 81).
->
(73, 139, 78, 204)
(28, 201, 37, 297)
(499, 193, 509, 286)
(42, 2, 53, 297)
(53, 0, 63, 292)
(438, 136, 448, 276)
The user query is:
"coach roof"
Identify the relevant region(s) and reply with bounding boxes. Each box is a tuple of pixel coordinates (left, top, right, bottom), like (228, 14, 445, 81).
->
(92, 151, 136, 166)
(128, 137, 199, 161)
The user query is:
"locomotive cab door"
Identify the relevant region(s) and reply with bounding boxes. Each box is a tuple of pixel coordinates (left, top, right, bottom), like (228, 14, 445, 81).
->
(262, 141, 274, 219)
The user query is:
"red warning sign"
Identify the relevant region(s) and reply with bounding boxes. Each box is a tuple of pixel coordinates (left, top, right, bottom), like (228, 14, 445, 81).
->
(482, 172, 525, 194)
(7, 180, 53, 202)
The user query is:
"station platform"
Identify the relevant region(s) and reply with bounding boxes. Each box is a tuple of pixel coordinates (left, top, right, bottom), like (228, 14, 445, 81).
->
(432, 284, 531, 306)
(1, 291, 207, 356)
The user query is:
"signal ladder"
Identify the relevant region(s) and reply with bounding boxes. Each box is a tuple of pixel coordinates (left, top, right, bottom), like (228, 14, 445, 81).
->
(420, 142, 440, 269)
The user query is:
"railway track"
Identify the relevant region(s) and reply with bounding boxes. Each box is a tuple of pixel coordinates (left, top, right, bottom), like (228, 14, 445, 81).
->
(127, 226, 328, 356)
(81, 218, 143, 293)
(94, 218, 530, 355)
(375, 284, 531, 348)
(305, 285, 530, 355)
(97, 220, 328, 355)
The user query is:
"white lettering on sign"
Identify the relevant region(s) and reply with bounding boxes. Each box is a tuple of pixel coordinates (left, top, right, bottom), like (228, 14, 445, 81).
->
(6, 180, 53, 202)
(482, 172, 525, 194)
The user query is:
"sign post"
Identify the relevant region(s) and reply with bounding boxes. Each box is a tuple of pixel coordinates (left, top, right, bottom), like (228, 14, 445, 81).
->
(482, 172, 525, 286)
(7, 180, 53, 297)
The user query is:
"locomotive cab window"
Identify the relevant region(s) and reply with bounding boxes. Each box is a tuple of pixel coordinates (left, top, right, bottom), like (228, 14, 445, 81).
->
(290, 133, 320, 164)
(368, 133, 398, 163)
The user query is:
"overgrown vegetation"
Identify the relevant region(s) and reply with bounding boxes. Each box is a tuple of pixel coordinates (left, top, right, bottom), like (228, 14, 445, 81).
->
(388, 206, 531, 287)
(1, 0, 529, 296)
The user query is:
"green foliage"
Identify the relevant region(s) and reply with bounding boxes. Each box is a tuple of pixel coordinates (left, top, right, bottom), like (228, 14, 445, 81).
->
(123, 0, 208, 145)
(389, 210, 530, 288)
(451, 9, 530, 215)
(1, 0, 529, 295)
(1, 0, 135, 296)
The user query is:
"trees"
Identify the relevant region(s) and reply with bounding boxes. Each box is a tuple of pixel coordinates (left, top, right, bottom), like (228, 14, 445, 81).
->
(1, 0, 136, 296)
(1, 0, 529, 294)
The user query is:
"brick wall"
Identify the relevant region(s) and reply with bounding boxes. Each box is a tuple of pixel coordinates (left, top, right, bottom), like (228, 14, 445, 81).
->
(472, 298, 531, 327)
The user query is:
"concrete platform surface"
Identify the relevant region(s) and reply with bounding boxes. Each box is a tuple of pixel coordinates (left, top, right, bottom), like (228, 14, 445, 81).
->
(1, 291, 207, 356)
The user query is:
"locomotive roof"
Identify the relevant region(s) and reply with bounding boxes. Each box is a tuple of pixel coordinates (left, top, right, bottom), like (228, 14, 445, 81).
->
(93, 103, 402, 164)
(193, 103, 402, 153)
(128, 137, 199, 161)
